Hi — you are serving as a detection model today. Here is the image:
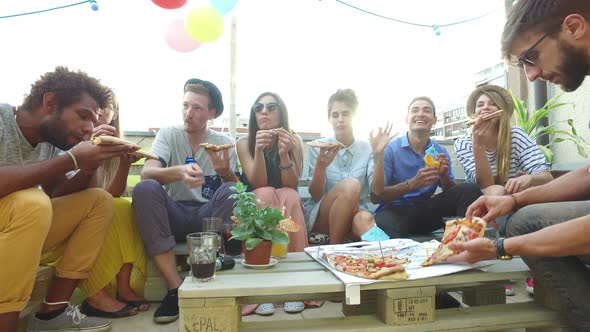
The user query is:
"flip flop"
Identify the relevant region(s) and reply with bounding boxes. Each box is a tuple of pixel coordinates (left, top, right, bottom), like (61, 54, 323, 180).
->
(80, 300, 138, 318)
(125, 299, 151, 311)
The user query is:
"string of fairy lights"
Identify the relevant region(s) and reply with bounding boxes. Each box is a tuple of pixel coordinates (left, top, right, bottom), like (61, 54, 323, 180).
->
(1, 0, 506, 36)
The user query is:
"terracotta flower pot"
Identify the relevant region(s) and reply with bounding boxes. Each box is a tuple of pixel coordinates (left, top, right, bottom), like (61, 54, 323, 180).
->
(243, 240, 272, 265)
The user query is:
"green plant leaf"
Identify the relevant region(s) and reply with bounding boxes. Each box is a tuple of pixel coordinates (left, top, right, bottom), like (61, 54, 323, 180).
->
(537, 145, 554, 164)
(270, 230, 289, 245)
(245, 237, 264, 250)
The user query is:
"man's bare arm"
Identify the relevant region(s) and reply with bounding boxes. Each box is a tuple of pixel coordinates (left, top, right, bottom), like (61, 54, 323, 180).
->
(0, 154, 75, 198)
(140, 159, 185, 185)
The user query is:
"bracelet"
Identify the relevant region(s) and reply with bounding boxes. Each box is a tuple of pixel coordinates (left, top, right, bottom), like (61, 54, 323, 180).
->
(279, 161, 294, 170)
(495, 237, 513, 260)
(65, 151, 78, 170)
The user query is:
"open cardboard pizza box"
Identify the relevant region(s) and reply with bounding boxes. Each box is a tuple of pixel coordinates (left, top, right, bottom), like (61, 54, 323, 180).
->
(304, 239, 492, 305)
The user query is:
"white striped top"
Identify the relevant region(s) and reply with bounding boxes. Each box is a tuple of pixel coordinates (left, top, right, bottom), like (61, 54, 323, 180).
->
(454, 127, 550, 184)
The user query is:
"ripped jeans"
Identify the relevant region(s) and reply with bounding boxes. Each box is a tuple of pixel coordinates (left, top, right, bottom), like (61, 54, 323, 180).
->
(507, 201, 590, 331)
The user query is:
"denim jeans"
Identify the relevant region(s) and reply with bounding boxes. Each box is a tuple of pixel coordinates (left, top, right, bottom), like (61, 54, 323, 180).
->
(507, 201, 590, 331)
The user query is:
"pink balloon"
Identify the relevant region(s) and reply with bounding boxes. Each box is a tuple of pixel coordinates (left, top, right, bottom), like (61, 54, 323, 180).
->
(165, 18, 201, 52)
(152, 0, 186, 10)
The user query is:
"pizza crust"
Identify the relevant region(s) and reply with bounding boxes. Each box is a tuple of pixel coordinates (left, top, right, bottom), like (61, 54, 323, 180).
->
(91, 136, 157, 160)
(199, 143, 236, 152)
(326, 253, 408, 280)
(306, 140, 346, 149)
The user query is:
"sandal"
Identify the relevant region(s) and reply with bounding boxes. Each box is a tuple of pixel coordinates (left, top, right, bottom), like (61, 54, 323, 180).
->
(308, 232, 330, 245)
(80, 300, 138, 318)
(125, 299, 151, 311)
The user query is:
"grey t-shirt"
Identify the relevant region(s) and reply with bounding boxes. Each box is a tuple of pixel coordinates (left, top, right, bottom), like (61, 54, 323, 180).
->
(0, 104, 61, 170)
(150, 126, 238, 203)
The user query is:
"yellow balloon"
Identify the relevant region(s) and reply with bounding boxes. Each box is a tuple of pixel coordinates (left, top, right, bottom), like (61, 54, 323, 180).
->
(185, 7, 224, 43)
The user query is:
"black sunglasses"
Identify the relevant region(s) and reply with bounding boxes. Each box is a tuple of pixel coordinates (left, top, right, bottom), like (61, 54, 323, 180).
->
(252, 102, 280, 113)
(517, 32, 551, 67)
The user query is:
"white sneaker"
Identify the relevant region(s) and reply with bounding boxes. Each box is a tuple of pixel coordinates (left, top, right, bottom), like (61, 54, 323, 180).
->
(27, 304, 111, 332)
(254, 303, 275, 315)
(283, 301, 305, 313)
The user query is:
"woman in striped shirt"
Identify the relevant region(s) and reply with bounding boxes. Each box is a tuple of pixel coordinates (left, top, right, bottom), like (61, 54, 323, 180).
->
(454, 85, 553, 196)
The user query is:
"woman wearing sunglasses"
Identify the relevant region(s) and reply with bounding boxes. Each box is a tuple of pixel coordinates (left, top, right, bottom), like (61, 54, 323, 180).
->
(304, 89, 389, 245)
(236, 92, 308, 315)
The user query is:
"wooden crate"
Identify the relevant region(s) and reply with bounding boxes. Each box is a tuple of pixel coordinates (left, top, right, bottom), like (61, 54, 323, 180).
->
(179, 297, 239, 332)
(376, 286, 436, 326)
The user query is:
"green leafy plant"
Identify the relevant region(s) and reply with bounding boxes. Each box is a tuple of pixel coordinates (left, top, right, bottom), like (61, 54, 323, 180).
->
(511, 92, 589, 164)
(228, 182, 289, 250)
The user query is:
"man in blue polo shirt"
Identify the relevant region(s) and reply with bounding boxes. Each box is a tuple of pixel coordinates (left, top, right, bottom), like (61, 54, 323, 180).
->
(370, 96, 482, 238)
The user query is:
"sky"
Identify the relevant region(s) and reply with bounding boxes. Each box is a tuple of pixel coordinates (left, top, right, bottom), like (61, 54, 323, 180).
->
(0, 0, 506, 138)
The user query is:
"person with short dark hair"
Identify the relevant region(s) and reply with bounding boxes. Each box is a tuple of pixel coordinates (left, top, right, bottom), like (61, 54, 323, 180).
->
(370, 96, 482, 238)
(0, 66, 134, 332)
(132, 78, 238, 324)
(449, 1, 590, 328)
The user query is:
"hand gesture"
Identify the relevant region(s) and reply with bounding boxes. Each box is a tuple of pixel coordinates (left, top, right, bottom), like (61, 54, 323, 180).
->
(465, 195, 515, 223)
(504, 174, 533, 194)
(369, 122, 396, 154)
(71, 141, 135, 172)
(436, 153, 450, 177)
(183, 163, 204, 188)
(204, 148, 232, 178)
(276, 128, 295, 156)
(445, 238, 497, 264)
(316, 146, 340, 169)
(255, 130, 275, 152)
(410, 167, 439, 190)
(92, 124, 116, 138)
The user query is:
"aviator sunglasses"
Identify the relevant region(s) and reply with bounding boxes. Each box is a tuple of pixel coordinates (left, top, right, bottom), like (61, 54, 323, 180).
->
(252, 102, 280, 113)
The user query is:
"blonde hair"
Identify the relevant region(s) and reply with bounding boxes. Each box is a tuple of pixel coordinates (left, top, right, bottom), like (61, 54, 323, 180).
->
(468, 90, 513, 185)
(97, 94, 122, 190)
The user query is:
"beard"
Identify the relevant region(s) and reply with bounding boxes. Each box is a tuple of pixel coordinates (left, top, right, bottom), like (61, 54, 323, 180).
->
(557, 41, 590, 92)
(40, 112, 72, 150)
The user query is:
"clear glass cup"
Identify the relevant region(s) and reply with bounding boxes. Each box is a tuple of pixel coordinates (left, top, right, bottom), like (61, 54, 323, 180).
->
(271, 231, 288, 259)
(222, 221, 242, 258)
(202, 217, 224, 256)
(187, 232, 219, 282)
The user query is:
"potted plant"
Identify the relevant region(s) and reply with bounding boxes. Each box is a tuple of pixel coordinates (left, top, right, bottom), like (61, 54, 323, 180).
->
(511, 92, 589, 166)
(228, 182, 299, 265)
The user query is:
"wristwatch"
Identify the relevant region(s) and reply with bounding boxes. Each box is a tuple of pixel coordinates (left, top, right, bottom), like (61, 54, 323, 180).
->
(495, 237, 513, 260)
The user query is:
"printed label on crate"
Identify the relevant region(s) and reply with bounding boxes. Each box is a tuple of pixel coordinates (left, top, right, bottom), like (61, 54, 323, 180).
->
(393, 296, 433, 323)
(185, 308, 234, 332)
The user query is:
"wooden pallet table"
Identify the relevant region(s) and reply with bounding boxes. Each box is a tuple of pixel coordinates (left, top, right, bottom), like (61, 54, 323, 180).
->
(179, 252, 570, 332)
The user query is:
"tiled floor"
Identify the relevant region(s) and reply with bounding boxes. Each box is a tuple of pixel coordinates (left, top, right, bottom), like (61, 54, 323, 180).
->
(111, 280, 534, 331)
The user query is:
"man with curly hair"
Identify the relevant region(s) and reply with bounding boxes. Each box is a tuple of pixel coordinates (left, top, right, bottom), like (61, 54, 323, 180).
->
(0, 67, 135, 332)
(448, 0, 590, 329)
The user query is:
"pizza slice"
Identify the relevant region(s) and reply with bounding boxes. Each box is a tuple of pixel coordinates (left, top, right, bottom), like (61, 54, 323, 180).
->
(465, 110, 503, 126)
(306, 140, 346, 149)
(91, 136, 158, 160)
(199, 143, 236, 152)
(421, 217, 487, 266)
(326, 253, 408, 280)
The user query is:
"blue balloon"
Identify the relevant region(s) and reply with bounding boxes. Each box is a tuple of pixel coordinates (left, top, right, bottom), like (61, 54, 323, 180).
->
(210, 0, 238, 15)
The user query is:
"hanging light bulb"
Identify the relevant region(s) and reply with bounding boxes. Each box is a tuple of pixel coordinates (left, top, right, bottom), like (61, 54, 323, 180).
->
(432, 25, 441, 36)
(89, 0, 99, 11)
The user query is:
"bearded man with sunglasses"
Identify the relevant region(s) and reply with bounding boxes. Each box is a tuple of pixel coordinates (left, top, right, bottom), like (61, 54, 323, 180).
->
(448, 1, 590, 329)
(131, 78, 238, 324)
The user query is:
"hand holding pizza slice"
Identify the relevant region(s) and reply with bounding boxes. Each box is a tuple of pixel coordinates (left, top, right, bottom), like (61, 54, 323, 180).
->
(421, 217, 487, 266)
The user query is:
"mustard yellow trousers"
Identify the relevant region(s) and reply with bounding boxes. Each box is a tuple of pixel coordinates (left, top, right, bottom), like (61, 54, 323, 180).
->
(0, 188, 113, 313)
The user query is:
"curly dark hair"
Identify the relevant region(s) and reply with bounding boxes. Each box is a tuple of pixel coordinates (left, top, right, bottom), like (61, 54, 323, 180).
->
(21, 66, 112, 112)
(502, 0, 590, 61)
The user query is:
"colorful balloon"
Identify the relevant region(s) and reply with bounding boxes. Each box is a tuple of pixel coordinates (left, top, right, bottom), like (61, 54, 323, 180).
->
(185, 7, 224, 43)
(165, 18, 201, 52)
(151, 0, 186, 10)
(210, 0, 238, 15)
